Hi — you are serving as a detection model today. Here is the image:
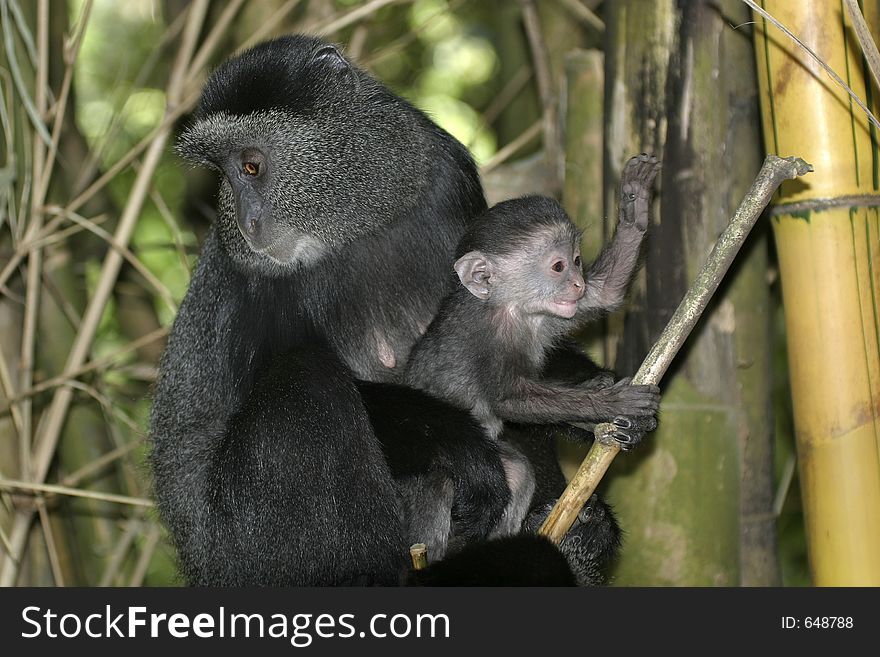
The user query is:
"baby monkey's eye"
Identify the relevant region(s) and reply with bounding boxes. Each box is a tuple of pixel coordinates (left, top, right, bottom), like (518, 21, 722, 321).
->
(551, 260, 565, 273)
(574, 255, 582, 267)
(243, 162, 260, 176)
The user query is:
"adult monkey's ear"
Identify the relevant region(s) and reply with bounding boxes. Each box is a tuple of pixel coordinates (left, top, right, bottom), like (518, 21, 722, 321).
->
(313, 43, 359, 87)
(313, 44, 349, 69)
(454, 251, 494, 300)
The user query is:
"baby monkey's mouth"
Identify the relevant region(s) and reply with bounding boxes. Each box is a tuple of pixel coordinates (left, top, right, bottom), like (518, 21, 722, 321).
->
(550, 298, 578, 318)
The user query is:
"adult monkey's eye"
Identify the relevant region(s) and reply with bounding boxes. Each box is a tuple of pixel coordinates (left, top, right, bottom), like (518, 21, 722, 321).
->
(551, 260, 565, 273)
(243, 162, 260, 176)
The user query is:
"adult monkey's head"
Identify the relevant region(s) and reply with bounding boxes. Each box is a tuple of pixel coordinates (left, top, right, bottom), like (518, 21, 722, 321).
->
(177, 35, 430, 276)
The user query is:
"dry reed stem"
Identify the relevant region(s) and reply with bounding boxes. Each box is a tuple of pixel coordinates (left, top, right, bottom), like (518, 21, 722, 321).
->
(61, 441, 143, 490)
(842, 0, 880, 90)
(348, 24, 370, 59)
(240, 0, 306, 51)
(480, 120, 542, 174)
(773, 454, 797, 517)
(0, 0, 51, 145)
(17, 0, 51, 485)
(555, 0, 604, 32)
(184, 0, 247, 90)
(128, 525, 160, 587)
(0, 212, 72, 292)
(59, 208, 177, 311)
(36, 0, 92, 203)
(0, 342, 24, 435)
(41, 267, 82, 328)
(148, 187, 193, 273)
(98, 517, 141, 587)
(409, 543, 428, 570)
(314, 0, 402, 37)
(520, 0, 562, 189)
(361, 0, 466, 66)
(0, 523, 12, 558)
(28, 212, 108, 251)
(0, 327, 166, 410)
(36, 500, 64, 586)
(0, 87, 200, 296)
(0, 478, 154, 508)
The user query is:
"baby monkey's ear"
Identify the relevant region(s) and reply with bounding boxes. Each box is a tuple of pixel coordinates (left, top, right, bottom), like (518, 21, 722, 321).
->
(454, 251, 494, 300)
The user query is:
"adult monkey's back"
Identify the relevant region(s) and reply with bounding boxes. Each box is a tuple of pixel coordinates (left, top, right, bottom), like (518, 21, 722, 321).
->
(150, 35, 595, 585)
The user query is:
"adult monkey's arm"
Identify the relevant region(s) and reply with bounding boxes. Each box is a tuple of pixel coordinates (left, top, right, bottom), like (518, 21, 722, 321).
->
(539, 155, 813, 544)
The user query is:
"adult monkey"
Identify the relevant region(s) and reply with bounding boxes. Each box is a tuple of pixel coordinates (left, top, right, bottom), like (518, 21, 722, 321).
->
(150, 35, 626, 586)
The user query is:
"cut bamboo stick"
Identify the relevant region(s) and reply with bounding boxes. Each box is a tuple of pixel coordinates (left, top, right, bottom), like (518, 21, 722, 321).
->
(409, 543, 428, 570)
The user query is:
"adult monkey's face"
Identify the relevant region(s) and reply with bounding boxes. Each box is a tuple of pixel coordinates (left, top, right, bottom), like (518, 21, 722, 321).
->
(176, 35, 428, 277)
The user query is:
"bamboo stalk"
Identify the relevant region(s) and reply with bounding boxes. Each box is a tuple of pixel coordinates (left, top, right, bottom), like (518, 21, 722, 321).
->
(743, 0, 880, 133)
(753, 0, 880, 585)
(539, 155, 812, 543)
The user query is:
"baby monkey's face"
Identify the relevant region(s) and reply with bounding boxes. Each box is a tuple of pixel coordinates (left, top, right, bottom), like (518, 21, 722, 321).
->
(524, 235, 585, 319)
(492, 233, 586, 320)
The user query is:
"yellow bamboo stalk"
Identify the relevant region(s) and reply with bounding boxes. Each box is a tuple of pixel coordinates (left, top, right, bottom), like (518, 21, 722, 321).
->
(754, 0, 880, 585)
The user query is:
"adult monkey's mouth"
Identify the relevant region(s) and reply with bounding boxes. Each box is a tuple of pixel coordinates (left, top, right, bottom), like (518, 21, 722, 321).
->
(260, 232, 328, 268)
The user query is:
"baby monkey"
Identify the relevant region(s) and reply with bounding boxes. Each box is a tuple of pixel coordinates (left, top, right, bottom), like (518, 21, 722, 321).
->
(404, 153, 661, 557)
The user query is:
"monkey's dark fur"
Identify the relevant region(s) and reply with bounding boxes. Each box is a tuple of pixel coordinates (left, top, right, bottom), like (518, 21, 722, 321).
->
(358, 382, 512, 558)
(411, 497, 620, 586)
(150, 34, 624, 586)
